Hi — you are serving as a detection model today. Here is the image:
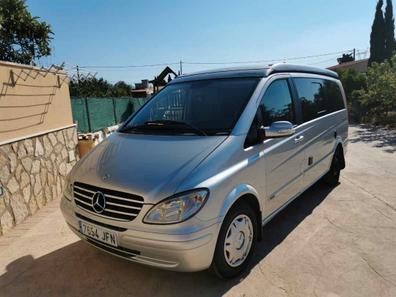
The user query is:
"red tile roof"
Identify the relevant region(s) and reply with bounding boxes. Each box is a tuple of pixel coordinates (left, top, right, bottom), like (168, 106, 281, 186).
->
(328, 59, 369, 71)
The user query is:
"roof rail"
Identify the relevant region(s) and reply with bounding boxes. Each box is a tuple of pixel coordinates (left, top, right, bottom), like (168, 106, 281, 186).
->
(268, 63, 339, 79)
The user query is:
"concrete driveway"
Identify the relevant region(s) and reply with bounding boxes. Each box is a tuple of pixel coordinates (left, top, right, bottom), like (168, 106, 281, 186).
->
(0, 125, 395, 297)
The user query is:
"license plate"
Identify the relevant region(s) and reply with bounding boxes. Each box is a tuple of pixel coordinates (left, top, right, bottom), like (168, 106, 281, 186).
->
(79, 220, 118, 247)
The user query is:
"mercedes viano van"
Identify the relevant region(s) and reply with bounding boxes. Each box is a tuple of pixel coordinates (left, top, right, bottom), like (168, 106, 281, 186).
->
(61, 64, 348, 278)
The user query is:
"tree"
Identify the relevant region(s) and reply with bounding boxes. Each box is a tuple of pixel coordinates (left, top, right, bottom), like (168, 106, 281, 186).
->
(369, 0, 386, 65)
(384, 0, 396, 59)
(69, 77, 112, 98)
(356, 55, 396, 125)
(69, 77, 133, 98)
(336, 69, 367, 101)
(112, 81, 132, 97)
(0, 0, 53, 65)
(336, 69, 367, 122)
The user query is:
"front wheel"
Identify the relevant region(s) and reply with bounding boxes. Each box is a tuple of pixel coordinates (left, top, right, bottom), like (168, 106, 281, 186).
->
(211, 203, 257, 279)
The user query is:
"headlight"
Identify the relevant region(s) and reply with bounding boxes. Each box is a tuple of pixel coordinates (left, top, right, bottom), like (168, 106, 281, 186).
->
(63, 173, 73, 201)
(143, 189, 209, 224)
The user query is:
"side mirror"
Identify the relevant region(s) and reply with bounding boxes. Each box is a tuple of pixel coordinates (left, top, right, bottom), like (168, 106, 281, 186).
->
(264, 121, 295, 138)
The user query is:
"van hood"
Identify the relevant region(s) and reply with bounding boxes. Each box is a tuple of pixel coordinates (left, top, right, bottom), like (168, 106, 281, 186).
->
(73, 132, 227, 204)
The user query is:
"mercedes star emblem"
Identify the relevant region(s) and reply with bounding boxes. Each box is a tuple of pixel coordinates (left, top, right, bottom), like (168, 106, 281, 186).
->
(92, 191, 106, 213)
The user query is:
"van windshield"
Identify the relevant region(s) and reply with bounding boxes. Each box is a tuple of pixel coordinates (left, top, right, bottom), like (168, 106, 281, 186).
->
(120, 78, 259, 136)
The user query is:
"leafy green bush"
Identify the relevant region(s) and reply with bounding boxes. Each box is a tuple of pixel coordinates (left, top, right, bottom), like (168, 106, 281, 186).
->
(336, 69, 367, 122)
(357, 56, 396, 126)
(337, 56, 396, 127)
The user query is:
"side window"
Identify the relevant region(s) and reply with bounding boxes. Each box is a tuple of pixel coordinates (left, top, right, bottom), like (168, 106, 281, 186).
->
(294, 78, 345, 123)
(320, 80, 345, 112)
(260, 79, 294, 126)
(293, 78, 324, 122)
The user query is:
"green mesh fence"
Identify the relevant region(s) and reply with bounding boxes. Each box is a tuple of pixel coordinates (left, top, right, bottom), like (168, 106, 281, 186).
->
(88, 98, 115, 132)
(70, 98, 89, 133)
(71, 97, 149, 133)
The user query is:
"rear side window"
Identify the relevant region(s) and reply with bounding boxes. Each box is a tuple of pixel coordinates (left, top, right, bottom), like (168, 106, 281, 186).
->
(260, 79, 295, 126)
(321, 80, 345, 112)
(294, 78, 345, 122)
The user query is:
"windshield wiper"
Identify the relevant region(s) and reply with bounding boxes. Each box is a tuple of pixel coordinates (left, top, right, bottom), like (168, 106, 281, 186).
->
(144, 120, 208, 136)
(124, 120, 208, 136)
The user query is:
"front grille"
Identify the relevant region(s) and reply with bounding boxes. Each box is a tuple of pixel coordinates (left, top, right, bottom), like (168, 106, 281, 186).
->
(73, 182, 144, 221)
(75, 213, 128, 232)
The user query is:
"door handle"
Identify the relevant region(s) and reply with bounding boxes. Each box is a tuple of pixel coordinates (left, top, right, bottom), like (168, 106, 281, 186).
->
(294, 135, 304, 143)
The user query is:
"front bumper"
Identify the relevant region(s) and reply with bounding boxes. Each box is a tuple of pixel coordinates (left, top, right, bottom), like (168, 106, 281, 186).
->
(61, 197, 221, 272)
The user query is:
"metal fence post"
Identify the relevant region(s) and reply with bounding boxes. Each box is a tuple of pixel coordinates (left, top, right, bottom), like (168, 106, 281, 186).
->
(85, 98, 92, 132)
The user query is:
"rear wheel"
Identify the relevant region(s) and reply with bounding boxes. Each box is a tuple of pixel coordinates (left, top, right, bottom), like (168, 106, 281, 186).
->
(211, 203, 257, 279)
(324, 151, 341, 186)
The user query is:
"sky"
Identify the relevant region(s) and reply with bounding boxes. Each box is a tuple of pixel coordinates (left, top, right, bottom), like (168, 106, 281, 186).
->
(27, 0, 380, 84)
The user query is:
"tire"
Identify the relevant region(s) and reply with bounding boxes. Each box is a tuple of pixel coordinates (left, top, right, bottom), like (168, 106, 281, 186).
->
(211, 203, 257, 279)
(323, 151, 341, 186)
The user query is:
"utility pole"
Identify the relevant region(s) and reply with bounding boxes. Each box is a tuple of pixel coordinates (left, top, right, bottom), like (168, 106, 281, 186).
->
(76, 65, 81, 85)
(179, 60, 183, 75)
(353, 48, 356, 61)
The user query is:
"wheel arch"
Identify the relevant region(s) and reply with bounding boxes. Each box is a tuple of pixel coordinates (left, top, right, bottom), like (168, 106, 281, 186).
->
(334, 138, 346, 169)
(219, 185, 263, 241)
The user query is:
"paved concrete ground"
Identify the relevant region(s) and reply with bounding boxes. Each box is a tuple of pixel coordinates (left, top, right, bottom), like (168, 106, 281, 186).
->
(0, 125, 395, 297)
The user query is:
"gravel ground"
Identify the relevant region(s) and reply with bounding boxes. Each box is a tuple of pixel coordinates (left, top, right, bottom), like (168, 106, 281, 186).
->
(0, 125, 395, 297)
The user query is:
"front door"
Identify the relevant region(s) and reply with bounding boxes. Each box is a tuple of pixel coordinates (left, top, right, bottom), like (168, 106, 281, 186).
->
(260, 78, 305, 215)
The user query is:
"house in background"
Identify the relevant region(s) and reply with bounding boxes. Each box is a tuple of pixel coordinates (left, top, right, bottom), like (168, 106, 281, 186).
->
(131, 79, 153, 98)
(131, 66, 178, 97)
(328, 58, 369, 73)
(150, 66, 177, 93)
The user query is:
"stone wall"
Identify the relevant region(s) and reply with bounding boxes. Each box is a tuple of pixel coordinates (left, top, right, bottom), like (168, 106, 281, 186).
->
(0, 126, 78, 235)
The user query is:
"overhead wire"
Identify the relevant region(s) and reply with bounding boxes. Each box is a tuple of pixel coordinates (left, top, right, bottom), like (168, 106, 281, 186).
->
(75, 62, 180, 69)
(183, 50, 352, 65)
(70, 49, 358, 70)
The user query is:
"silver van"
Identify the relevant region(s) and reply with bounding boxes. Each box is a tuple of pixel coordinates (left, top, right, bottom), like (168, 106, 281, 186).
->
(61, 64, 348, 278)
